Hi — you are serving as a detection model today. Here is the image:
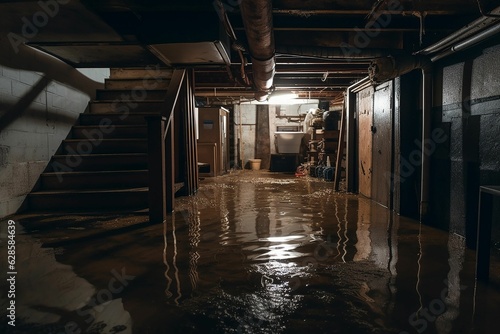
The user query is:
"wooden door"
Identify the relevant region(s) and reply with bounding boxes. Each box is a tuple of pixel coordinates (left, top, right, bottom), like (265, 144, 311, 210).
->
(358, 87, 374, 198)
(372, 81, 393, 208)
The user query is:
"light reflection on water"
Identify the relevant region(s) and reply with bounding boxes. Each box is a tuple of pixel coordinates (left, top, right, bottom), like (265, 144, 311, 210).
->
(160, 172, 419, 333)
(153, 172, 497, 334)
(5, 171, 500, 334)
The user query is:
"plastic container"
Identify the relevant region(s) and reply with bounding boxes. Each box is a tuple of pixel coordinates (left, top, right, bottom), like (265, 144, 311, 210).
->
(249, 159, 261, 170)
(274, 132, 305, 154)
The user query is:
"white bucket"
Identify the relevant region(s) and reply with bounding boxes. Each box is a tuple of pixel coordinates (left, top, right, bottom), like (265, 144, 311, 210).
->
(249, 159, 261, 170)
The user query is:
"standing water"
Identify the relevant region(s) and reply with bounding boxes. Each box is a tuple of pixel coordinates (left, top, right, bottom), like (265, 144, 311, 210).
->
(1, 171, 499, 333)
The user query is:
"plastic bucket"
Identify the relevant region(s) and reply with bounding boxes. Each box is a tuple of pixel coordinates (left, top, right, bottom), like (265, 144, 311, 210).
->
(249, 159, 261, 170)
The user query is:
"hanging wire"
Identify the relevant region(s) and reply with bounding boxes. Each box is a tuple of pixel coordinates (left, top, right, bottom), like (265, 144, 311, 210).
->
(476, 0, 500, 18)
(321, 71, 329, 82)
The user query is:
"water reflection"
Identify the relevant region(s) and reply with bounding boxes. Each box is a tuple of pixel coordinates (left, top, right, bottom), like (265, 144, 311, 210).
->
(0, 223, 132, 333)
(6, 171, 500, 333)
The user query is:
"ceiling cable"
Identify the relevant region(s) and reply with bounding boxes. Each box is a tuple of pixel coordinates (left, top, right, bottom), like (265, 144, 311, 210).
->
(476, 0, 500, 18)
(321, 71, 329, 82)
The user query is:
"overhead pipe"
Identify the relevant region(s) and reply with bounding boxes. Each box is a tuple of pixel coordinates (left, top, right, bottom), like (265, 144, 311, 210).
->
(276, 45, 397, 60)
(431, 22, 500, 62)
(368, 55, 431, 84)
(368, 54, 433, 221)
(417, 6, 500, 55)
(240, 0, 275, 102)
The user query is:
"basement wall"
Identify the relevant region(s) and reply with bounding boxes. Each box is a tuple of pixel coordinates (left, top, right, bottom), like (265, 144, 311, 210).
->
(430, 43, 500, 246)
(355, 42, 500, 247)
(233, 103, 318, 169)
(0, 66, 109, 218)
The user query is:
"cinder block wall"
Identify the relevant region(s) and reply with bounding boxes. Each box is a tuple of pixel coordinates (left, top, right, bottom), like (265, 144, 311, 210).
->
(0, 66, 109, 217)
(430, 44, 500, 245)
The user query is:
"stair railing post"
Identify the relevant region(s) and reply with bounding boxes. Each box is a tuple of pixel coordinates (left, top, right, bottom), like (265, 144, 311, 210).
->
(165, 112, 175, 213)
(146, 115, 166, 223)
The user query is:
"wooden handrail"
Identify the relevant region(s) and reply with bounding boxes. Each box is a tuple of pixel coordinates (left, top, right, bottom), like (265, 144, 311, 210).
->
(163, 68, 186, 138)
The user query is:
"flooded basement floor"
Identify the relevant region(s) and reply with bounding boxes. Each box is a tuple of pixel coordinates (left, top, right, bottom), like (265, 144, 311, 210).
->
(1, 171, 500, 334)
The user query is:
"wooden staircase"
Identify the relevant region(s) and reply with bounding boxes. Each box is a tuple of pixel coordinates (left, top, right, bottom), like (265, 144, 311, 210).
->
(26, 67, 173, 213)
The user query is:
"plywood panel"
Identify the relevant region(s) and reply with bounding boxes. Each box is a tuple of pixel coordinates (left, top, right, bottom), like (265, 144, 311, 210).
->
(358, 87, 374, 198)
(198, 107, 229, 175)
(372, 82, 393, 208)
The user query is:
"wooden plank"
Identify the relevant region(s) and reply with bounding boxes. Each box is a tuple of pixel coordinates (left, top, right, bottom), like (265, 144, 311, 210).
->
(334, 102, 345, 191)
(191, 70, 199, 191)
(358, 86, 374, 198)
(163, 69, 186, 131)
(146, 115, 166, 223)
(166, 112, 175, 213)
(185, 75, 192, 195)
(346, 89, 356, 192)
(372, 81, 393, 208)
(189, 70, 199, 193)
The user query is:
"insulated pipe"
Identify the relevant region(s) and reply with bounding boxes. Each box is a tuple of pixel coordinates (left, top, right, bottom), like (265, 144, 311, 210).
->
(240, 0, 275, 101)
(417, 6, 500, 55)
(368, 55, 431, 84)
(431, 22, 500, 62)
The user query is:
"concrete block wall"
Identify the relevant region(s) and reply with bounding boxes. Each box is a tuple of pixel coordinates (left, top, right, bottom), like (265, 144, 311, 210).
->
(234, 104, 257, 168)
(234, 103, 319, 168)
(430, 43, 500, 245)
(0, 65, 109, 217)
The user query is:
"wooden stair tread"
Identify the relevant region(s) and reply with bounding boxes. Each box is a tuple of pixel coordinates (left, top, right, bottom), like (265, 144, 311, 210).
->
(90, 100, 165, 103)
(42, 170, 148, 175)
(73, 124, 147, 128)
(52, 153, 147, 157)
(30, 187, 148, 195)
(80, 112, 158, 116)
(63, 138, 147, 142)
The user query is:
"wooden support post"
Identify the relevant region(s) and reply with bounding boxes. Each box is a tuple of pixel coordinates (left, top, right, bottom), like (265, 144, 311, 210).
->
(166, 114, 175, 213)
(147, 68, 187, 217)
(334, 101, 346, 191)
(191, 71, 199, 192)
(184, 84, 191, 195)
(346, 89, 356, 193)
(187, 71, 197, 194)
(175, 80, 186, 196)
(183, 75, 193, 195)
(147, 115, 166, 223)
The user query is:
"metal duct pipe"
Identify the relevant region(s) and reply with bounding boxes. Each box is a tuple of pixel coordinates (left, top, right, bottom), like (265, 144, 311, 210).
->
(240, 0, 275, 101)
(368, 55, 431, 84)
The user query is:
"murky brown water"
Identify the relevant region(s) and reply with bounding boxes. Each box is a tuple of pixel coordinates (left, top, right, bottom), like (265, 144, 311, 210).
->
(1, 171, 499, 333)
